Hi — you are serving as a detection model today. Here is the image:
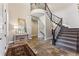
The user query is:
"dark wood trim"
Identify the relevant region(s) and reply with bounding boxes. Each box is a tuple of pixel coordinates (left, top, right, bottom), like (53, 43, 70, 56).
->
(54, 19, 62, 31)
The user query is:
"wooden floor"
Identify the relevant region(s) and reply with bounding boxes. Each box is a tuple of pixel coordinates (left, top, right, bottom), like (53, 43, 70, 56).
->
(6, 36, 79, 56)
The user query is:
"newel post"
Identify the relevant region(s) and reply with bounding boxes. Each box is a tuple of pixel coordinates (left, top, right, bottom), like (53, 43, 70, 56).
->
(52, 29, 55, 45)
(77, 32, 79, 53)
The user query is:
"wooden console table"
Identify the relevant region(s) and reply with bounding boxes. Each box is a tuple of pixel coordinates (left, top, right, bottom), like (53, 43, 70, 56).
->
(13, 34, 28, 41)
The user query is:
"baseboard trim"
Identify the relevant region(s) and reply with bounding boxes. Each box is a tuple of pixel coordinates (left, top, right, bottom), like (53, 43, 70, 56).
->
(63, 24, 70, 28)
(4, 43, 9, 56)
(46, 36, 53, 40)
(29, 37, 32, 39)
(32, 35, 37, 37)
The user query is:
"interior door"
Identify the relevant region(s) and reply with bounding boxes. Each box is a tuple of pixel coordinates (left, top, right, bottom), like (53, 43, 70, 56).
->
(32, 16, 38, 38)
(0, 4, 7, 56)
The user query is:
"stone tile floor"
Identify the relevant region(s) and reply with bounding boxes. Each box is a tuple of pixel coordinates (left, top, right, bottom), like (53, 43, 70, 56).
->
(8, 36, 79, 56)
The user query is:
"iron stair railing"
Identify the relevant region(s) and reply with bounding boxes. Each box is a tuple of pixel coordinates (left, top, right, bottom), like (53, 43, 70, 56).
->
(39, 19, 45, 39)
(31, 3, 63, 45)
(40, 31, 45, 39)
(45, 3, 62, 45)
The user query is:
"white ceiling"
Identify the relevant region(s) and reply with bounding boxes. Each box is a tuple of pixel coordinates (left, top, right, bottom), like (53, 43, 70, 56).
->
(47, 3, 73, 12)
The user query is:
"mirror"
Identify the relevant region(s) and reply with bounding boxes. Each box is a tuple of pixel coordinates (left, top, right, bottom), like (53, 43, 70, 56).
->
(14, 18, 27, 34)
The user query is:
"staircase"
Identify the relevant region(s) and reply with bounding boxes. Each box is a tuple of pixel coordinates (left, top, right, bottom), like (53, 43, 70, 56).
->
(31, 3, 79, 52)
(56, 27, 79, 52)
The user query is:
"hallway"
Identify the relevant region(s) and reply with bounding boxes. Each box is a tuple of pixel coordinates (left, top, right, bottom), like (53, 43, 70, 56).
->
(0, 3, 79, 56)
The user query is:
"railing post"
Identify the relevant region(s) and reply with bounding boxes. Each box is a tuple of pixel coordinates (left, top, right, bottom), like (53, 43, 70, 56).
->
(51, 13, 52, 21)
(45, 3, 46, 10)
(77, 32, 79, 53)
(61, 18, 62, 25)
(52, 29, 56, 45)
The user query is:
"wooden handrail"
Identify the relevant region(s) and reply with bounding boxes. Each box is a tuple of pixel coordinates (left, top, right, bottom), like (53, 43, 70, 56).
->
(45, 3, 62, 27)
(45, 3, 62, 19)
(45, 3, 62, 44)
(45, 3, 52, 15)
(45, 3, 63, 45)
(52, 13, 62, 19)
(54, 19, 62, 31)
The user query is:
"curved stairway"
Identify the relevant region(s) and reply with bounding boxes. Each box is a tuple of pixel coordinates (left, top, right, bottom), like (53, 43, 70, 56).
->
(56, 27, 79, 52)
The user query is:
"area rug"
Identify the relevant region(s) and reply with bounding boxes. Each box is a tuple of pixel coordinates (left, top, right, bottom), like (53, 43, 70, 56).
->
(6, 43, 36, 56)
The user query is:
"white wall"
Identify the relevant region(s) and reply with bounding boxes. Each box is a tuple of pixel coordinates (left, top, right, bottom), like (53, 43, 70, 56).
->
(55, 4, 79, 28)
(38, 13, 53, 40)
(25, 4, 32, 39)
(8, 3, 32, 42)
(38, 15, 48, 40)
(37, 12, 53, 40)
(48, 4, 79, 28)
